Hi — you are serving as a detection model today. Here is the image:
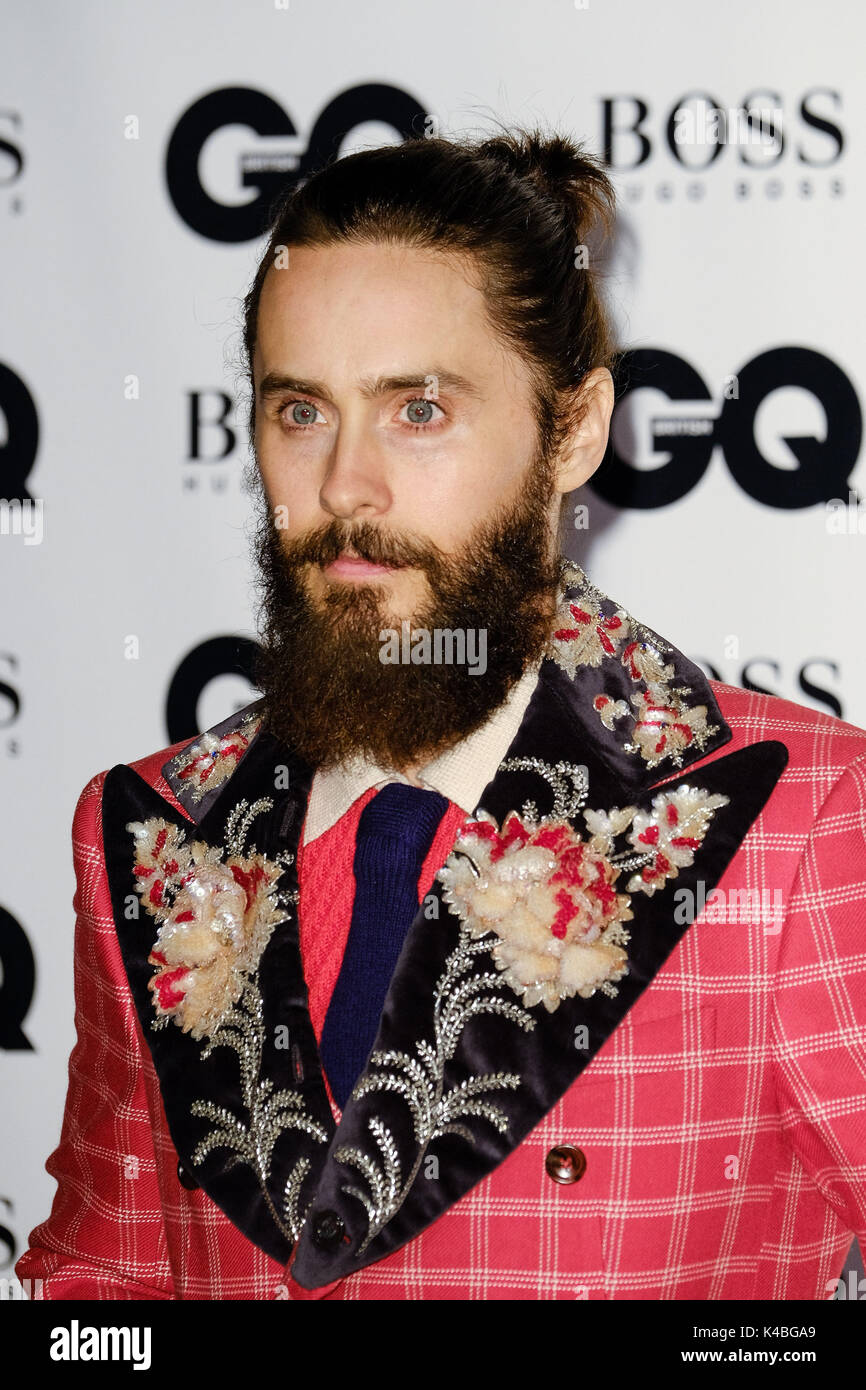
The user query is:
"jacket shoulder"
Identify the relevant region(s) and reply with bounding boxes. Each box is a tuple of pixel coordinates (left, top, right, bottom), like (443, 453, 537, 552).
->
(708, 679, 866, 773)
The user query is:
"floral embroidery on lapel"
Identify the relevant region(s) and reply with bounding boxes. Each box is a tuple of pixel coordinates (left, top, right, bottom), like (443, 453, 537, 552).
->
(549, 560, 719, 769)
(168, 712, 263, 804)
(126, 796, 328, 1245)
(334, 759, 728, 1254)
(437, 760, 729, 1012)
(127, 799, 285, 1039)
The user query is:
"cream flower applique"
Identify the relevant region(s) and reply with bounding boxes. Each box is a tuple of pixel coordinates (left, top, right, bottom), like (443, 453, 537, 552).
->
(438, 783, 728, 1013)
(127, 800, 290, 1041)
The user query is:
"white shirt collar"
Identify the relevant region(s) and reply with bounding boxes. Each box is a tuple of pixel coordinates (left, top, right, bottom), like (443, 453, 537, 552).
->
(302, 660, 541, 845)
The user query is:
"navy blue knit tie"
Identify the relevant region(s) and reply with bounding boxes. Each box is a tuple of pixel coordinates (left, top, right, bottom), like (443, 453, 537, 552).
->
(319, 781, 449, 1109)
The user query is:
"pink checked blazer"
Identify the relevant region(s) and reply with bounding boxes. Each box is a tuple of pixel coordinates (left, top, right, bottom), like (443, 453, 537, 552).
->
(16, 565, 866, 1299)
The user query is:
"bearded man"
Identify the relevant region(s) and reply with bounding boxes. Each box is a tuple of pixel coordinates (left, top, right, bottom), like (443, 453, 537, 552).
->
(18, 129, 866, 1301)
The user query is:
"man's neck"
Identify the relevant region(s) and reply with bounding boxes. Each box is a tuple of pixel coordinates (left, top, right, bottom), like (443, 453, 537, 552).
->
(400, 766, 426, 788)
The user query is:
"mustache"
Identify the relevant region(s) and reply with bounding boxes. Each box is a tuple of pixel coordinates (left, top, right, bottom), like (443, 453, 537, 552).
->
(280, 518, 446, 572)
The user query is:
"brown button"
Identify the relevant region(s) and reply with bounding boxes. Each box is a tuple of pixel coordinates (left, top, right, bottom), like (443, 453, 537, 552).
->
(545, 1145, 587, 1185)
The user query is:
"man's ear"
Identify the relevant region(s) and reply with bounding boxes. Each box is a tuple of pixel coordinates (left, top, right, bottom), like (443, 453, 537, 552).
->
(554, 367, 615, 495)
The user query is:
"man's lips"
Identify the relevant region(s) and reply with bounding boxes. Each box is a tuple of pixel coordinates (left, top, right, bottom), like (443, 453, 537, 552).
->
(321, 553, 402, 579)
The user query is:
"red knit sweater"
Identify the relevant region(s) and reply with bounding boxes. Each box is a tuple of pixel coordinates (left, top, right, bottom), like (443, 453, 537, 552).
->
(296, 789, 469, 1109)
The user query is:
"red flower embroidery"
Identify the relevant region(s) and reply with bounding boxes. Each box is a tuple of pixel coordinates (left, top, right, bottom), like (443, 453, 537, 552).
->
(439, 780, 730, 1010)
(549, 563, 718, 770)
(170, 714, 263, 803)
(126, 814, 289, 1041)
(441, 810, 634, 1011)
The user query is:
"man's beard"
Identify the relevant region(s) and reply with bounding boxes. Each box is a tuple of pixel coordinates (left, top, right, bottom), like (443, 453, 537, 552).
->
(248, 453, 562, 772)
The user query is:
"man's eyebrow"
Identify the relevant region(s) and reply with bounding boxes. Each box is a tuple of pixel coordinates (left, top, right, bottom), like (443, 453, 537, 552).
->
(257, 368, 483, 402)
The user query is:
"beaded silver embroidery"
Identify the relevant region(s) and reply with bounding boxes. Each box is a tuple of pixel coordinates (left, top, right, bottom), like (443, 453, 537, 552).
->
(126, 796, 327, 1246)
(498, 756, 589, 823)
(191, 979, 327, 1244)
(335, 918, 535, 1253)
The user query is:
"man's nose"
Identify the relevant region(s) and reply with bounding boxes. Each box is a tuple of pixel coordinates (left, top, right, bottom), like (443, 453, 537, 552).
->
(318, 431, 393, 520)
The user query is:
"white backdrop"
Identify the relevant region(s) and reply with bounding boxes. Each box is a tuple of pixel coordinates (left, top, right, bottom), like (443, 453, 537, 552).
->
(2, 0, 864, 1293)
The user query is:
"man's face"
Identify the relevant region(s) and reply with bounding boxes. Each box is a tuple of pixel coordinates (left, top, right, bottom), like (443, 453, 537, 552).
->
(246, 238, 587, 771)
(252, 240, 558, 621)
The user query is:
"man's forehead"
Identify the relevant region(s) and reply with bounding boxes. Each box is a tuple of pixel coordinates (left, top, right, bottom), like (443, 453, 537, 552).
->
(252, 241, 533, 396)
(258, 240, 479, 312)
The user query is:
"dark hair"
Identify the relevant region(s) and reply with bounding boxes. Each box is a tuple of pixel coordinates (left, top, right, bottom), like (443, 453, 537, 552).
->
(241, 125, 617, 458)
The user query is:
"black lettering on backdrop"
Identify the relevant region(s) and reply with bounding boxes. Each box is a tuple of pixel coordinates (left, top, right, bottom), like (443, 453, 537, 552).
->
(716, 347, 860, 508)
(187, 391, 235, 461)
(737, 88, 784, 167)
(664, 91, 726, 168)
(0, 1197, 16, 1269)
(591, 346, 861, 509)
(798, 659, 843, 719)
(798, 89, 844, 165)
(593, 349, 714, 509)
(0, 110, 24, 185)
(165, 635, 260, 742)
(0, 363, 38, 504)
(0, 907, 35, 1051)
(689, 657, 843, 719)
(166, 83, 428, 242)
(0, 653, 21, 728)
(601, 90, 845, 169)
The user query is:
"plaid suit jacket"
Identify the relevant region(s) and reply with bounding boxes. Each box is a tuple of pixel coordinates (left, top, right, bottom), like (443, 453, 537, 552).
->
(16, 563, 866, 1299)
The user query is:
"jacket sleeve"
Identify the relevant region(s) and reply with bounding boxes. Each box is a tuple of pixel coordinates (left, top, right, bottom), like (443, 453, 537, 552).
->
(14, 771, 176, 1300)
(771, 751, 866, 1256)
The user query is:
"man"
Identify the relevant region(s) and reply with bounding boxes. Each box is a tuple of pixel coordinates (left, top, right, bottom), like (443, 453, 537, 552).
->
(18, 129, 866, 1300)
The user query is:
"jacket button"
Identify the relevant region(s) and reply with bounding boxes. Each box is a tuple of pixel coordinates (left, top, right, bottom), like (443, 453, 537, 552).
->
(311, 1209, 346, 1251)
(176, 1160, 199, 1190)
(545, 1145, 587, 1185)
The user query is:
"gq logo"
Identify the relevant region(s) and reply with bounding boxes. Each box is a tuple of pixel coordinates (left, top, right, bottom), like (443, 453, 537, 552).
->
(166, 83, 428, 242)
(592, 346, 862, 509)
(0, 110, 25, 192)
(0, 906, 35, 1050)
(165, 635, 260, 742)
(0, 363, 39, 504)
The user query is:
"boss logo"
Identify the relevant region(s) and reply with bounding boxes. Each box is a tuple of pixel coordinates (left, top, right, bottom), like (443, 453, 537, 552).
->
(600, 89, 844, 169)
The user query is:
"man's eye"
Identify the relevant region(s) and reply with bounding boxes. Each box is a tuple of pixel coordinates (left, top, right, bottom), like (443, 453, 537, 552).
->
(279, 396, 444, 431)
(400, 397, 444, 427)
(281, 399, 321, 428)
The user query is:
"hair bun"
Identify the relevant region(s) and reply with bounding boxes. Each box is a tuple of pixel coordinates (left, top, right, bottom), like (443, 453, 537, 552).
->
(480, 128, 615, 243)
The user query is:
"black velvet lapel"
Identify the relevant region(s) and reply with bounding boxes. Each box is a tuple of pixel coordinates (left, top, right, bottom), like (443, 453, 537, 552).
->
(288, 666, 788, 1287)
(102, 732, 331, 1265)
(99, 568, 790, 1285)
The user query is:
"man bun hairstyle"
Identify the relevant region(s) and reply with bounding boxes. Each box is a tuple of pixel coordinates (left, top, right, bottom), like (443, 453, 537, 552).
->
(243, 124, 617, 461)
